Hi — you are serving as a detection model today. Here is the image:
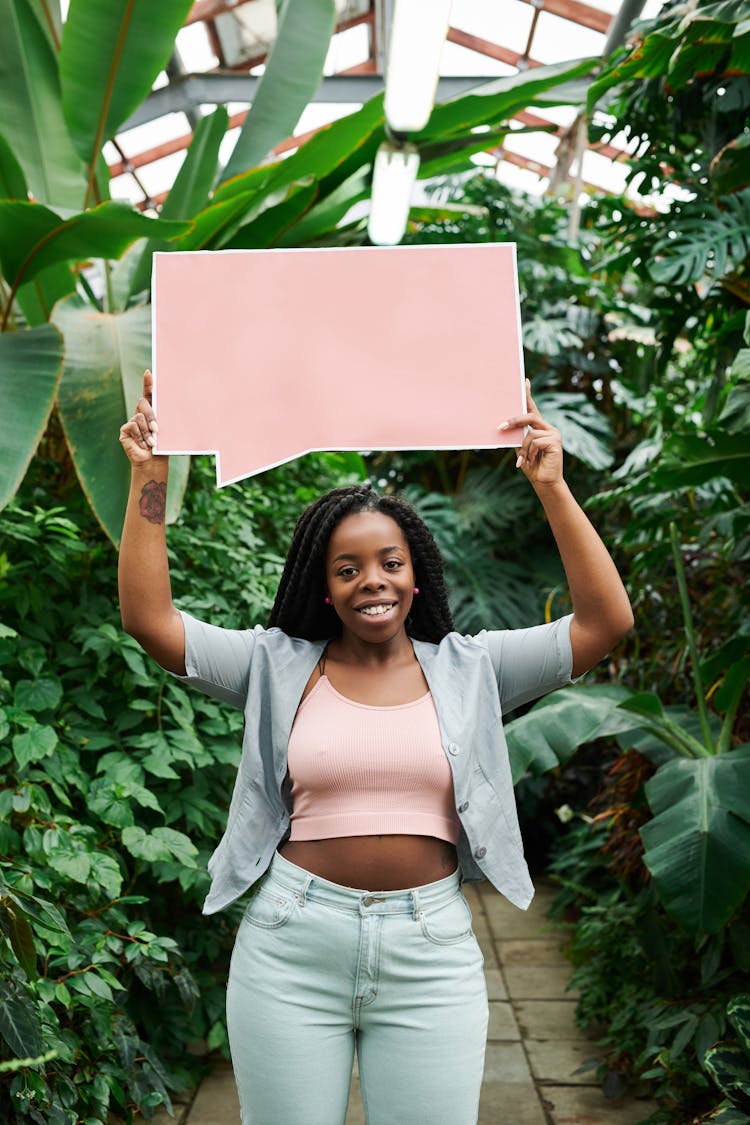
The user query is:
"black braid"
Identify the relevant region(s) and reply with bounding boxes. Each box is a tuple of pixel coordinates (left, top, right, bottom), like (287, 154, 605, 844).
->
(268, 485, 454, 643)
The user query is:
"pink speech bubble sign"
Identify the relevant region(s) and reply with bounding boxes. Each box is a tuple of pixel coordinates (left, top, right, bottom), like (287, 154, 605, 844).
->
(152, 244, 526, 484)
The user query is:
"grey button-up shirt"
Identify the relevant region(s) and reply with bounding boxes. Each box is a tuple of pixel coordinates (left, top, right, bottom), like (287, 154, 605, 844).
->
(176, 611, 575, 914)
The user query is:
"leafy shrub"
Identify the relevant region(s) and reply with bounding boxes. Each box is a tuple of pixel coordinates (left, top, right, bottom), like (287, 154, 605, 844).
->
(548, 763, 750, 1122)
(0, 447, 361, 1122)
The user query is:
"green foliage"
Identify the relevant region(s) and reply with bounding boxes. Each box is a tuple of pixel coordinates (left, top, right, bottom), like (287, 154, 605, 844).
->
(0, 447, 360, 1122)
(548, 815, 750, 1122)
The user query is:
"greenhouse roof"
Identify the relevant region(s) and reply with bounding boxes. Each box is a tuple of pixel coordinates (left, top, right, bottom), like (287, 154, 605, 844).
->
(102, 0, 665, 211)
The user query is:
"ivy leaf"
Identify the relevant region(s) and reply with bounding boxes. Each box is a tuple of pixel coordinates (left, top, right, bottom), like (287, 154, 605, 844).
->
(90, 853, 124, 900)
(88, 782, 135, 828)
(121, 826, 171, 863)
(122, 825, 198, 868)
(48, 851, 91, 884)
(13, 676, 62, 713)
(12, 724, 58, 769)
(140, 746, 181, 780)
(152, 827, 198, 868)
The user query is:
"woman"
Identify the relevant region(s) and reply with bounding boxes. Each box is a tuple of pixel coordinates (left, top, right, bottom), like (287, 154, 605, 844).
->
(118, 371, 632, 1125)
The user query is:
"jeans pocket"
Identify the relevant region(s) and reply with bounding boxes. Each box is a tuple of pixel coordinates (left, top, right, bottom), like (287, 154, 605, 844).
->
(419, 894, 473, 946)
(243, 885, 296, 930)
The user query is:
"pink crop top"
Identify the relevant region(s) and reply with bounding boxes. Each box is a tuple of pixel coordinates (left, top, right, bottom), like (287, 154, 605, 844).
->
(286, 676, 461, 844)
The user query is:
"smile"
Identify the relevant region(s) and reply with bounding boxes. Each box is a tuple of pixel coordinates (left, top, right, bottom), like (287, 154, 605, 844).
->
(356, 603, 396, 617)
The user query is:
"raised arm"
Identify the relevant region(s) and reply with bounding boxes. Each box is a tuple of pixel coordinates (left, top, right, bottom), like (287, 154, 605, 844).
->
(118, 370, 186, 674)
(500, 381, 633, 678)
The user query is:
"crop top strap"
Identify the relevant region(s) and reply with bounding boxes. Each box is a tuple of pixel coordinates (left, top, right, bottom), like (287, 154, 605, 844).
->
(318, 643, 329, 678)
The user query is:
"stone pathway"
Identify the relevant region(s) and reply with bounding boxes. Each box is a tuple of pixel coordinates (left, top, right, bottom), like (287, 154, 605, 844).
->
(159, 880, 656, 1125)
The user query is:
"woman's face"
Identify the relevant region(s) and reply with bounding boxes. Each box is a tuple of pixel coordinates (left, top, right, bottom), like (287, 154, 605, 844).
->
(325, 511, 415, 643)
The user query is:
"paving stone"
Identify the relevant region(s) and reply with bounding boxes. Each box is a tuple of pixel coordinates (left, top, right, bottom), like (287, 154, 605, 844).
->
(515, 999, 587, 1041)
(479, 1082, 548, 1124)
(526, 1039, 606, 1085)
(482, 1041, 535, 1083)
(496, 938, 568, 966)
(463, 885, 484, 912)
(344, 1076, 366, 1125)
(477, 929, 501, 964)
(485, 967, 508, 1000)
(483, 894, 559, 941)
(185, 1062, 239, 1124)
(488, 1000, 521, 1040)
(471, 912, 492, 939)
(505, 964, 578, 1001)
(132, 1107, 190, 1125)
(540, 1084, 658, 1124)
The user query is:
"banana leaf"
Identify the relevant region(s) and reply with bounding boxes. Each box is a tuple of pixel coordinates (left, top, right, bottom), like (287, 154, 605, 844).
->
(275, 168, 370, 247)
(423, 57, 595, 140)
(220, 0, 337, 184)
(59, 0, 194, 177)
(641, 747, 750, 932)
(0, 132, 27, 200)
(0, 323, 64, 510)
(117, 106, 229, 301)
(0, 200, 190, 295)
(0, 0, 85, 209)
(52, 294, 189, 545)
(504, 684, 636, 783)
(0, 132, 78, 327)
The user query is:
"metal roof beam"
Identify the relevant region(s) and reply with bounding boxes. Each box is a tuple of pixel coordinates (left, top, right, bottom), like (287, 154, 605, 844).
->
(121, 72, 500, 131)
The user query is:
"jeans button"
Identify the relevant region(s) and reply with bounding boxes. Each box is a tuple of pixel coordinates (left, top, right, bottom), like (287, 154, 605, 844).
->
(362, 895, 375, 907)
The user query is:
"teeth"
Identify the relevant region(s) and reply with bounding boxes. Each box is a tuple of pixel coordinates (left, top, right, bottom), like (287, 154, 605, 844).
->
(359, 604, 393, 616)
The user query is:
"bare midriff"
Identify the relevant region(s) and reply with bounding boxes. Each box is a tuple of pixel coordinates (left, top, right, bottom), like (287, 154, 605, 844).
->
(279, 834, 458, 890)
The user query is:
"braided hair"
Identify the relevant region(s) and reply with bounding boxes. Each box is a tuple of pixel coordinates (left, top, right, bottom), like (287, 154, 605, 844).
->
(268, 484, 454, 643)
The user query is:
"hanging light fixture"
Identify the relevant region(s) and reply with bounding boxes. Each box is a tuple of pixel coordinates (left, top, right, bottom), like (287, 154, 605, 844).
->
(368, 0, 453, 246)
(384, 0, 453, 133)
(367, 141, 420, 246)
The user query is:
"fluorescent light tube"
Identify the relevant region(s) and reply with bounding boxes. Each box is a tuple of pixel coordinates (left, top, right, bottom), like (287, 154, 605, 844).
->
(367, 141, 420, 246)
(384, 0, 452, 133)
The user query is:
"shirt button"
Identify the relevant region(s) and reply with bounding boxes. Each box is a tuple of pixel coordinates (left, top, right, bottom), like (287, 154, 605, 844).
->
(458, 802, 469, 813)
(474, 846, 487, 859)
(448, 743, 460, 755)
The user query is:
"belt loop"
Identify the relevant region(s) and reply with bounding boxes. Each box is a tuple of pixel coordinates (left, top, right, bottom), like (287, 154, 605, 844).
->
(411, 888, 422, 921)
(297, 874, 312, 907)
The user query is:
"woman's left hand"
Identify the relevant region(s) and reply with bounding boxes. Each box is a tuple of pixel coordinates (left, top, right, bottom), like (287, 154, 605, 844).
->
(499, 379, 563, 486)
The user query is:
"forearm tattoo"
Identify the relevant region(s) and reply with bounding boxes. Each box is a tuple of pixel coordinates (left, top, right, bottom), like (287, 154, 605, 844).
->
(139, 480, 166, 525)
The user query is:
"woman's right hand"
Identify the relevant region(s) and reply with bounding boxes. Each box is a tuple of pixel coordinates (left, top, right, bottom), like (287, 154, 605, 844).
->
(119, 370, 158, 466)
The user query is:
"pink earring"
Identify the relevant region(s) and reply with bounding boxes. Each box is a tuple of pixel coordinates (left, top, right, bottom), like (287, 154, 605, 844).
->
(324, 596, 332, 605)
(413, 587, 420, 595)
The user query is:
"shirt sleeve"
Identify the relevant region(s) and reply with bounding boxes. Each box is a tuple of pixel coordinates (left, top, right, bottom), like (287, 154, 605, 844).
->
(473, 614, 577, 713)
(170, 610, 258, 708)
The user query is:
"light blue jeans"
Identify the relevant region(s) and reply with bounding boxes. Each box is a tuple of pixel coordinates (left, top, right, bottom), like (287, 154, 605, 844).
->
(226, 851, 488, 1124)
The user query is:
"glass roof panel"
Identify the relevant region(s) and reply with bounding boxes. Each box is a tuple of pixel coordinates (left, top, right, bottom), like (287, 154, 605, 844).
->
(531, 12, 606, 64)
